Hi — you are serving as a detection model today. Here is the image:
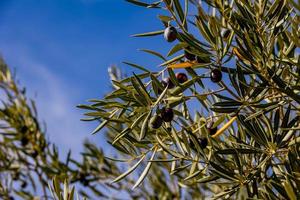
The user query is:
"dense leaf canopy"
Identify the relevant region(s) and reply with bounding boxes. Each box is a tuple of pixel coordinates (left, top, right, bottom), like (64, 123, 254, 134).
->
(0, 0, 299, 199)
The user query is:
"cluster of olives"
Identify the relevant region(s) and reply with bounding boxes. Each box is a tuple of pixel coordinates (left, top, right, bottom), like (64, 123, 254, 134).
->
(161, 26, 222, 148)
(159, 72, 189, 92)
(152, 69, 190, 129)
(189, 121, 218, 150)
(164, 26, 223, 83)
(150, 107, 174, 129)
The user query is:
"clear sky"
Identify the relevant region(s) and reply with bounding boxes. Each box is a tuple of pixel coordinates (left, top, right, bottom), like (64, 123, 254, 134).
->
(0, 0, 174, 157)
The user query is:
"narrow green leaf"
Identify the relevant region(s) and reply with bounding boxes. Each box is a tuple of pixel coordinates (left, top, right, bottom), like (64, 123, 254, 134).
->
(91, 109, 118, 134)
(132, 148, 157, 189)
(156, 133, 184, 158)
(123, 62, 150, 72)
(173, 0, 185, 25)
(210, 162, 237, 181)
(215, 148, 262, 155)
(196, 175, 219, 183)
(196, 16, 216, 45)
(152, 84, 168, 107)
(171, 77, 199, 95)
(210, 107, 239, 113)
(139, 49, 166, 61)
(213, 101, 243, 107)
(283, 177, 297, 200)
(140, 110, 152, 140)
(159, 54, 184, 67)
(133, 73, 152, 104)
(167, 43, 188, 57)
(132, 30, 164, 37)
(111, 155, 145, 184)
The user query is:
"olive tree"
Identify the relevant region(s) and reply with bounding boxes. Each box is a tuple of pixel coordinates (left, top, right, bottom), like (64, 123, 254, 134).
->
(0, 0, 299, 199)
(79, 0, 300, 199)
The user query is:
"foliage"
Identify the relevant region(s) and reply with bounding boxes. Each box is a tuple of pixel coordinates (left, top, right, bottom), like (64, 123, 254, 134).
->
(78, 0, 300, 199)
(0, 0, 299, 199)
(0, 58, 173, 199)
(0, 58, 186, 199)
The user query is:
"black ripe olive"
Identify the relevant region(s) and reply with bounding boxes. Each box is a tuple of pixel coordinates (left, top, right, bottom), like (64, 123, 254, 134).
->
(158, 78, 174, 94)
(82, 179, 89, 186)
(206, 121, 218, 136)
(161, 107, 174, 122)
(20, 126, 28, 134)
(150, 115, 163, 129)
(176, 73, 188, 83)
(31, 150, 38, 158)
(21, 181, 27, 189)
(210, 68, 222, 83)
(164, 26, 177, 42)
(79, 172, 89, 186)
(20, 136, 29, 146)
(222, 29, 231, 40)
(184, 50, 196, 61)
(199, 138, 208, 149)
(164, 78, 175, 89)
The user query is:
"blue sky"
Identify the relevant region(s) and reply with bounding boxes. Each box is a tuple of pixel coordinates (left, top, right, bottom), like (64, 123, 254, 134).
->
(0, 0, 173, 157)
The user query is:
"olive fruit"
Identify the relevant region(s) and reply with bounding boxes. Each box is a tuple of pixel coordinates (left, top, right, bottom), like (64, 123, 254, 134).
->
(164, 26, 177, 42)
(21, 181, 27, 189)
(20, 126, 28, 134)
(164, 78, 175, 89)
(158, 78, 174, 94)
(222, 29, 231, 40)
(210, 68, 222, 83)
(199, 138, 208, 149)
(206, 121, 218, 136)
(176, 73, 188, 83)
(157, 80, 167, 94)
(189, 137, 208, 150)
(161, 107, 174, 122)
(150, 115, 163, 129)
(184, 50, 196, 61)
(21, 136, 29, 146)
(79, 172, 89, 186)
(31, 150, 38, 158)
